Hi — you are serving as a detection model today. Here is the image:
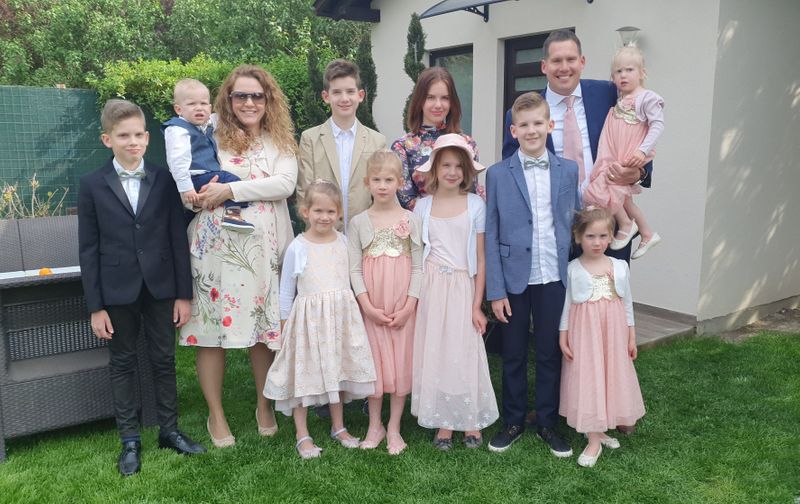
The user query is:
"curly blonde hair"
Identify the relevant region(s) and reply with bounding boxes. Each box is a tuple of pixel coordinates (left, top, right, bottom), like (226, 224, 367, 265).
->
(214, 65, 297, 156)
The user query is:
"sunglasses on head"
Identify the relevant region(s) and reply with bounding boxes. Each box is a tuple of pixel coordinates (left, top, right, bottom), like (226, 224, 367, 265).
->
(229, 92, 266, 104)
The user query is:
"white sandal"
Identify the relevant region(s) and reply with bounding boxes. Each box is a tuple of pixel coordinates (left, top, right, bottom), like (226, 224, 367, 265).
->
(331, 427, 360, 449)
(295, 436, 322, 459)
(610, 220, 638, 250)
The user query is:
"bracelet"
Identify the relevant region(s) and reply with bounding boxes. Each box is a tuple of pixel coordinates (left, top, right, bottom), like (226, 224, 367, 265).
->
(636, 167, 647, 185)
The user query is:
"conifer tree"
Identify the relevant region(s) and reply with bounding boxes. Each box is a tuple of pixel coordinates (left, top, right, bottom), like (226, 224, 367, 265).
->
(355, 32, 378, 130)
(402, 13, 426, 130)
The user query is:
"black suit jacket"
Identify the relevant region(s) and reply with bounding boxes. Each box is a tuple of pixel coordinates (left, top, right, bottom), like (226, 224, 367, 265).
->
(78, 159, 192, 312)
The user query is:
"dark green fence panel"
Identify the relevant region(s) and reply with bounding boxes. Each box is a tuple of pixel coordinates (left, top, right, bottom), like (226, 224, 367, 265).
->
(0, 86, 167, 213)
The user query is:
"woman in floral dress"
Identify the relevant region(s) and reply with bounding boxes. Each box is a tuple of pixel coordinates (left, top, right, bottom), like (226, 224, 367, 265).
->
(179, 65, 297, 448)
(391, 67, 482, 211)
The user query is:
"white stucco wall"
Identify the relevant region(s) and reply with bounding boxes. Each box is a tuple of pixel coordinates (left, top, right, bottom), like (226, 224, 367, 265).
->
(697, 0, 800, 326)
(371, 0, 720, 316)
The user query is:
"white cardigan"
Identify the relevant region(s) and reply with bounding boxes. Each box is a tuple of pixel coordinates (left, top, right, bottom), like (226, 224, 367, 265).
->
(413, 193, 485, 278)
(559, 257, 635, 331)
(278, 233, 348, 320)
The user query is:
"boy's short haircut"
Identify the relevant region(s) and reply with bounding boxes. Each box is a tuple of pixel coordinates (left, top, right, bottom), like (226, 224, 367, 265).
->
(101, 99, 146, 134)
(173, 78, 209, 104)
(511, 92, 550, 123)
(323, 59, 362, 91)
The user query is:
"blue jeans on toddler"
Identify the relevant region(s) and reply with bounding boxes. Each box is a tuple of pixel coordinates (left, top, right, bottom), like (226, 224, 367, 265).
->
(191, 170, 248, 210)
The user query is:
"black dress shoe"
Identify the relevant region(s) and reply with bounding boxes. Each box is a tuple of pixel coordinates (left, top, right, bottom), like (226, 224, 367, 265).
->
(536, 427, 573, 458)
(158, 431, 207, 455)
(118, 440, 141, 477)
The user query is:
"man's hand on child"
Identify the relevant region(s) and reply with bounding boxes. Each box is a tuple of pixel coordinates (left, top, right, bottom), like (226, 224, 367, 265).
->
(91, 310, 114, 340)
(491, 298, 512, 323)
(472, 306, 487, 335)
(173, 299, 192, 327)
(559, 331, 573, 361)
(182, 189, 200, 205)
(625, 150, 648, 169)
(607, 162, 641, 185)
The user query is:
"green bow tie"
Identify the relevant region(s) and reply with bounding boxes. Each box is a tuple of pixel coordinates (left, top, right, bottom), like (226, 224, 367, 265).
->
(524, 158, 549, 170)
(118, 169, 146, 180)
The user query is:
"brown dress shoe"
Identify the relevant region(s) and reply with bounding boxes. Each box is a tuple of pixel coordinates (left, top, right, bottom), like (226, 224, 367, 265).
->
(525, 410, 537, 427)
(617, 425, 636, 435)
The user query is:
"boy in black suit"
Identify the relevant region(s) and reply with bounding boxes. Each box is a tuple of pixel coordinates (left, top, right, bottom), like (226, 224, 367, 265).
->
(78, 99, 205, 477)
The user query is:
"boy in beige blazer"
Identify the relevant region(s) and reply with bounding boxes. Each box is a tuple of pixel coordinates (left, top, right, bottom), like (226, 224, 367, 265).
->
(298, 59, 386, 230)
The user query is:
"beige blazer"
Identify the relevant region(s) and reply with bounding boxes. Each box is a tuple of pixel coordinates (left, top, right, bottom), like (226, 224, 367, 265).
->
(223, 135, 297, 262)
(298, 119, 386, 229)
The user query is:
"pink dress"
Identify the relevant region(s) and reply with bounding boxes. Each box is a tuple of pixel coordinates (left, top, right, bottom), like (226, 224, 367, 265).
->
(584, 90, 665, 213)
(559, 264, 645, 433)
(410, 211, 499, 431)
(360, 220, 417, 397)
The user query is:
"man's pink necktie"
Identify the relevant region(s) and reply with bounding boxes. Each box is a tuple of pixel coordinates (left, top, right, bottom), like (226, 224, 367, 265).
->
(562, 95, 585, 184)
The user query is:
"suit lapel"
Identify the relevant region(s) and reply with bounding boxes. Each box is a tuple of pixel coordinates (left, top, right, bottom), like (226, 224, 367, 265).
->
(508, 153, 532, 213)
(319, 121, 342, 187)
(135, 162, 155, 216)
(548, 151, 563, 213)
(580, 79, 607, 161)
(350, 124, 366, 181)
(103, 162, 135, 217)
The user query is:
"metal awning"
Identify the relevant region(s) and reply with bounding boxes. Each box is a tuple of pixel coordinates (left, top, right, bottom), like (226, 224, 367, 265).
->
(419, 0, 516, 23)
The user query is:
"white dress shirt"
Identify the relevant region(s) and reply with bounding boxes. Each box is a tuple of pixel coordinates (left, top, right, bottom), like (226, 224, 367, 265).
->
(164, 117, 212, 193)
(546, 83, 594, 192)
(330, 118, 357, 225)
(113, 157, 144, 214)
(518, 150, 560, 285)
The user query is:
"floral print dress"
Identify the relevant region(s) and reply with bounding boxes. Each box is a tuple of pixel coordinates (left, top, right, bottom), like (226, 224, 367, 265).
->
(179, 139, 282, 349)
(390, 125, 483, 210)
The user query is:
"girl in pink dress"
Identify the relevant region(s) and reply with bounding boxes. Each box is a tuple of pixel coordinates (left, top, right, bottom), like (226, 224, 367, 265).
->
(559, 208, 645, 467)
(583, 46, 665, 259)
(410, 134, 499, 451)
(348, 151, 423, 455)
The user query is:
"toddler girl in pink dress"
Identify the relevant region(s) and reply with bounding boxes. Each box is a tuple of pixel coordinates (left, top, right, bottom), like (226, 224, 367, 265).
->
(559, 208, 645, 467)
(583, 46, 665, 259)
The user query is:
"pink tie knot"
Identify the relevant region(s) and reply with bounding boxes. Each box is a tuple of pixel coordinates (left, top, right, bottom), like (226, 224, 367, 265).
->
(563, 95, 575, 110)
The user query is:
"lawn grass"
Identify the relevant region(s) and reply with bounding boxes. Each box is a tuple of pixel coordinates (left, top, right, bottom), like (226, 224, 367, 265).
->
(1, 333, 798, 503)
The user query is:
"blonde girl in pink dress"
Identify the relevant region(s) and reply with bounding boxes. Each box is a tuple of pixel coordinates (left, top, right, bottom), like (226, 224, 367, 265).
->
(583, 46, 665, 259)
(559, 208, 645, 467)
(348, 151, 423, 455)
(264, 180, 376, 459)
(411, 134, 499, 451)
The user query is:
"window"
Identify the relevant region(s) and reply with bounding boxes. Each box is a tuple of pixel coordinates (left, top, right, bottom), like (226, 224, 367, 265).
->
(503, 32, 551, 114)
(430, 45, 474, 135)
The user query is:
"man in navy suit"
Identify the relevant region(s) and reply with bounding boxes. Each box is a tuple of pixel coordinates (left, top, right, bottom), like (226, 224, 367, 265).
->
(78, 99, 205, 476)
(486, 92, 579, 455)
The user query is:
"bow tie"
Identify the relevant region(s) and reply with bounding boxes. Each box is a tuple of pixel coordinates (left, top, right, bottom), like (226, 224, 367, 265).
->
(118, 169, 146, 180)
(524, 158, 549, 170)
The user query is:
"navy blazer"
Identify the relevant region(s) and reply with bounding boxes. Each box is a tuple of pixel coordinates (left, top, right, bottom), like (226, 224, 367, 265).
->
(501, 79, 652, 188)
(78, 159, 192, 312)
(485, 150, 580, 300)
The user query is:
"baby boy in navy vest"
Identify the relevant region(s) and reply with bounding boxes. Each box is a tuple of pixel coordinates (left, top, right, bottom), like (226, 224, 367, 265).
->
(162, 78, 254, 233)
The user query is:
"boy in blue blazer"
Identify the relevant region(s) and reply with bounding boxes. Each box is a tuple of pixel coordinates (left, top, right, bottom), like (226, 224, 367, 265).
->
(485, 92, 580, 456)
(78, 99, 205, 476)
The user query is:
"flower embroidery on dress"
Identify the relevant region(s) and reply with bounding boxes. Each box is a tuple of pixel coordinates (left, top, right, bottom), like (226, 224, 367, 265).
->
(392, 217, 410, 239)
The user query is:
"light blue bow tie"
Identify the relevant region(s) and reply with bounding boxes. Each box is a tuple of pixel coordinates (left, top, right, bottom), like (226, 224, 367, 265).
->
(118, 168, 146, 180)
(524, 158, 549, 170)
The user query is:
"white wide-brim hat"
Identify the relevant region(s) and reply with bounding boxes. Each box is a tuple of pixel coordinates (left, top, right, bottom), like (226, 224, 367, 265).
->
(417, 133, 485, 173)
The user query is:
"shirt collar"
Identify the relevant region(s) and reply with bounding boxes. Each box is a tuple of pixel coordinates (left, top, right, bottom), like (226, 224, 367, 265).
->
(330, 118, 358, 137)
(112, 158, 145, 176)
(546, 81, 583, 107)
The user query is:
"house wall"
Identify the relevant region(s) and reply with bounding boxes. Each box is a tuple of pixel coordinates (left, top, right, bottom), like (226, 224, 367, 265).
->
(696, 0, 800, 330)
(371, 0, 721, 316)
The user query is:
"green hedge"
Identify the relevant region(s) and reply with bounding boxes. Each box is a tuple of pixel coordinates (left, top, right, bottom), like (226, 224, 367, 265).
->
(88, 53, 313, 134)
